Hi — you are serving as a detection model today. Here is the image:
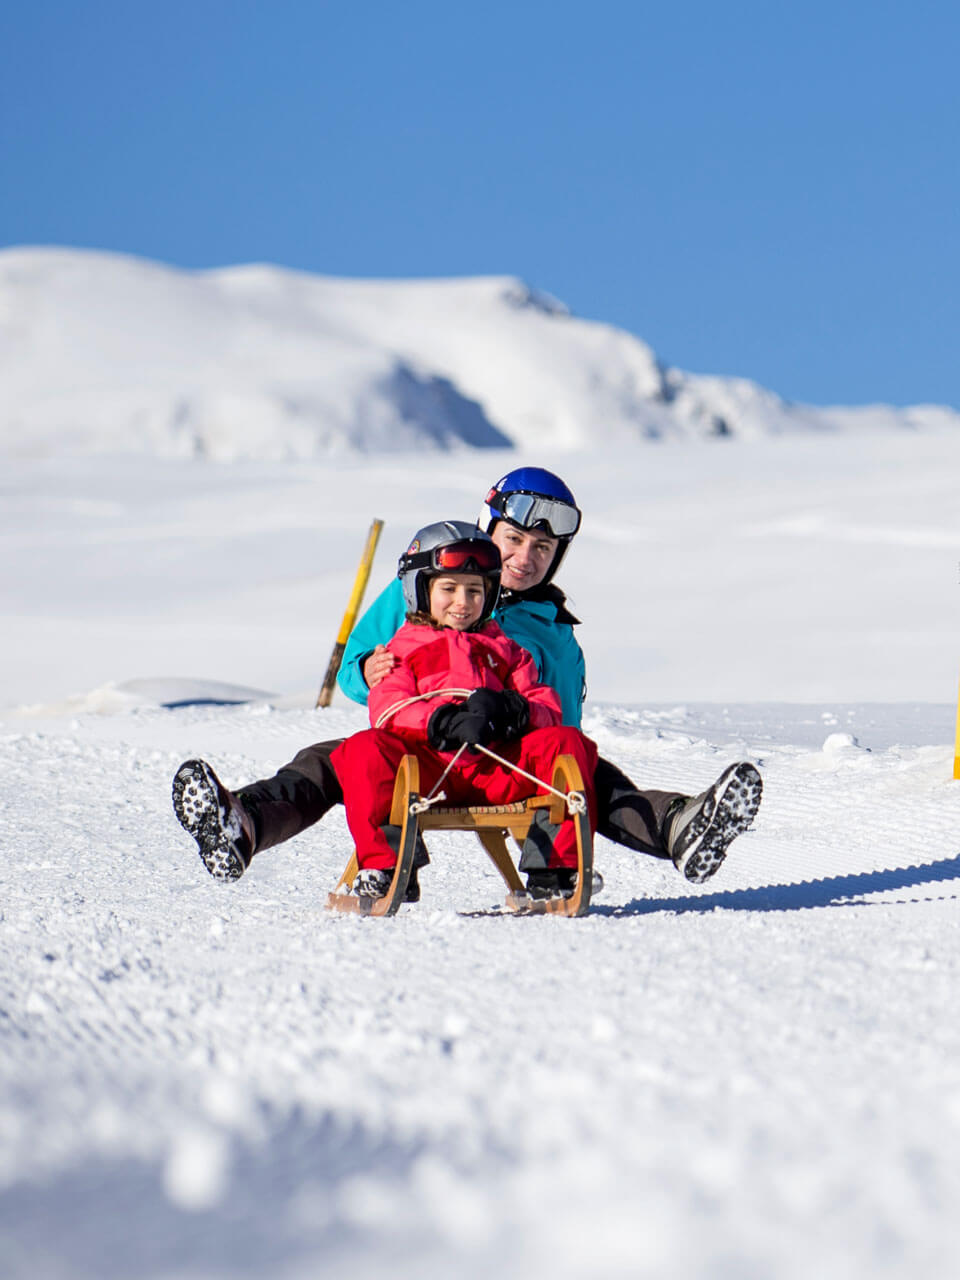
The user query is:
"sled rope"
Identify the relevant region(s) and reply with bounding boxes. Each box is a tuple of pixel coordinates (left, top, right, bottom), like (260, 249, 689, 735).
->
(408, 743, 469, 814)
(374, 688, 474, 730)
(472, 743, 586, 815)
(407, 741, 585, 816)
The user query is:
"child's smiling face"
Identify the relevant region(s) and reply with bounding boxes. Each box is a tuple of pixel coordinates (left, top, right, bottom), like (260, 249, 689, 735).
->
(428, 573, 486, 630)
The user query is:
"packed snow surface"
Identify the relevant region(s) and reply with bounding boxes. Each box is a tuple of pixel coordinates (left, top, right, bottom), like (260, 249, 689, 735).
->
(2, 435, 960, 1278)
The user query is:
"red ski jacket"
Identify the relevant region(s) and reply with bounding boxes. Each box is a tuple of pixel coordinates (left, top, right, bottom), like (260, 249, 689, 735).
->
(367, 618, 562, 743)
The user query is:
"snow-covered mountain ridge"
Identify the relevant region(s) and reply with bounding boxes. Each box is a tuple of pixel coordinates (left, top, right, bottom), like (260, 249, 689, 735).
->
(2, 246, 956, 459)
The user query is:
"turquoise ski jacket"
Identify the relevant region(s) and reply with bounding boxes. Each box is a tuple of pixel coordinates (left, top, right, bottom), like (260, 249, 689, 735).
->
(337, 577, 586, 728)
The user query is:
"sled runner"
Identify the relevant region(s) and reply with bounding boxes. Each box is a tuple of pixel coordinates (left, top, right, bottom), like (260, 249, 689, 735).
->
(326, 751, 593, 918)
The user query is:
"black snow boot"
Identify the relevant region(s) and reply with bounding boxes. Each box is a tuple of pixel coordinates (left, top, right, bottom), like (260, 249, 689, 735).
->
(173, 759, 255, 882)
(525, 869, 567, 899)
(663, 761, 762, 884)
(525, 868, 604, 899)
(352, 868, 393, 899)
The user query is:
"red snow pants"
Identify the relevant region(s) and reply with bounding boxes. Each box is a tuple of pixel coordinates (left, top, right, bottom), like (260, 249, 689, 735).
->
(331, 727, 598, 871)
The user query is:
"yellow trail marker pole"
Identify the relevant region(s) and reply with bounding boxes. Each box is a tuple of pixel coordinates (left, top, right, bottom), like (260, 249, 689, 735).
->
(955, 669, 960, 780)
(316, 518, 384, 708)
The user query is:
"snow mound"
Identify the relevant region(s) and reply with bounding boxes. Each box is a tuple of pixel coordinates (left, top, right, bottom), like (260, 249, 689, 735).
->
(11, 678, 279, 718)
(3, 246, 957, 460)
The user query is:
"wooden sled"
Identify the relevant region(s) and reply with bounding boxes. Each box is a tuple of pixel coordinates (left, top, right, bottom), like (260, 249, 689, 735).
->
(326, 752, 593, 918)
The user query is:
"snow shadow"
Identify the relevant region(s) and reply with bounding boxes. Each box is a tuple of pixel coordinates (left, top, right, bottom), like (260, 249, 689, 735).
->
(160, 696, 254, 708)
(600, 854, 960, 917)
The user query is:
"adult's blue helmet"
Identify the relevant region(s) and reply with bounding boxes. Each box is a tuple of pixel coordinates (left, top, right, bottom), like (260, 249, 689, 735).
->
(479, 467, 581, 585)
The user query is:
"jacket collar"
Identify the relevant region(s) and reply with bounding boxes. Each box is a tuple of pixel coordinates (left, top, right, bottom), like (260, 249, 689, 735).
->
(405, 611, 498, 635)
(498, 582, 581, 626)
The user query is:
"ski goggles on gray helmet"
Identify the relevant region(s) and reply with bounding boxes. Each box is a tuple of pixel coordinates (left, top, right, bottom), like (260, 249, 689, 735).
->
(485, 488, 582, 538)
(399, 538, 501, 576)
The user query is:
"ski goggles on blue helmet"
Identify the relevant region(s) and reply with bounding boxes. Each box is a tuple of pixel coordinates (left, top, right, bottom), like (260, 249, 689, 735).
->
(484, 486, 582, 538)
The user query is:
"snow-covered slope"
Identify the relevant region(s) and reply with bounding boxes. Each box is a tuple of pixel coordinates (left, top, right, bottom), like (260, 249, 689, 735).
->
(3, 246, 957, 460)
(4, 433, 958, 711)
(2, 435, 960, 1278)
(2, 696, 959, 1280)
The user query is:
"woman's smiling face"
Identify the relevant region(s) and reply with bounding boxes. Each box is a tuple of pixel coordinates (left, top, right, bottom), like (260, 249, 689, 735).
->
(490, 523, 558, 591)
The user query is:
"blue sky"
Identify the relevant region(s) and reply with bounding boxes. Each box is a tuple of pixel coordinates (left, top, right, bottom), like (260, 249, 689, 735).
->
(2, 0, 958, 407)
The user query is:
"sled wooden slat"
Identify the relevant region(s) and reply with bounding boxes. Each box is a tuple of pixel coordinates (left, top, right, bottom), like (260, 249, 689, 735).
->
(419, 798, 549, 832)
(326, 753, 592, 917)
(424, 801, 529, 816)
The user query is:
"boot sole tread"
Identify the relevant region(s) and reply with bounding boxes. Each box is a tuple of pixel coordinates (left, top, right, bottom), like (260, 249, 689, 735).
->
(680, 763, 763, 884)
(172, 760, 247, 882)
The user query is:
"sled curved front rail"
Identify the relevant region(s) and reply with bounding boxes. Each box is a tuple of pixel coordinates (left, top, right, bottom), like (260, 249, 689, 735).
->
(326, 754, 421, 916)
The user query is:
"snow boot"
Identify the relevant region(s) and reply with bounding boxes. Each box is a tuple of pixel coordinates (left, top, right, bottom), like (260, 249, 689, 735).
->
(352, 868, 394, 899)
(173, 759, 254, 882)
(525, 869, 567, 899)
(663, 761, 762, 884)
(579, 867, 604, 897)
(525, 867, 604, 900)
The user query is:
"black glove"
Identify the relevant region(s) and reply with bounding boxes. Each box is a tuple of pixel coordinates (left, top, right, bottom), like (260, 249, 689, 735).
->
(427, 701, 497, 752)
(427, 689, 532, 752)
(464, 688, 530, 743)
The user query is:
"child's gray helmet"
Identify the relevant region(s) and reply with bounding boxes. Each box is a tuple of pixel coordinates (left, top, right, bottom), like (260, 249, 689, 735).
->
(397, 520, 501, 618)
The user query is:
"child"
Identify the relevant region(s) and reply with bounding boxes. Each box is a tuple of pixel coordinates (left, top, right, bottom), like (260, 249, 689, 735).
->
(329, 519, 599, 901)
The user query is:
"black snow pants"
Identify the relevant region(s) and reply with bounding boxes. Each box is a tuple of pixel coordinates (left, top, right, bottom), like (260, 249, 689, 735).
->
(593, 756, 682, 860)
(235, 740, 682, 862)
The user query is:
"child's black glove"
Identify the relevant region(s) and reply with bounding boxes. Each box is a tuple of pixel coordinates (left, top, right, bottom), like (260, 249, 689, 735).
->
(427, 689, 531, 753)
(464, 688, 530, 742)
(427, 701, 496, 752)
